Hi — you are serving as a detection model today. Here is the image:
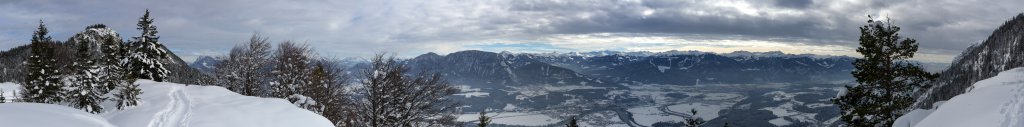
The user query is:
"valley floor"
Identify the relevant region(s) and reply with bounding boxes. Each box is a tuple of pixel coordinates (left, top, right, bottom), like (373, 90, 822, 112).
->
(453, 83, 845, 127)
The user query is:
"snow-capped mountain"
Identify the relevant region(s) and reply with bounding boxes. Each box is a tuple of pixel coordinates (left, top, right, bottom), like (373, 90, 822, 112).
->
(406, 50, 615, 88)
(66, 24, 121, 57)
(531, 51, 857, 85)
(916, 13, 1024, 109)
(189, 56, 221, 74)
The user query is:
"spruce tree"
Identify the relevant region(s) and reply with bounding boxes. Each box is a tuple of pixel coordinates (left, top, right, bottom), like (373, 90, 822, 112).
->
(566, 116, 579, 127)
(98, 29, 126, 93)
(115, 81, 142, 109)
(833, 16, 937, 126)
(127, 9, 169, 82)
(684, 109, 706, 127)
(477, 111, 491, 127)
(0, 89, 6, 103)
(68, 39, 105, 113)
(22, 20, 64, 104)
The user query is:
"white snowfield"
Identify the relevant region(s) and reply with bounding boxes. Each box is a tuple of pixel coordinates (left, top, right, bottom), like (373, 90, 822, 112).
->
(0, 103, 117, 127)
(0, 80, 334, 127)
(895, 68, 1024, 127)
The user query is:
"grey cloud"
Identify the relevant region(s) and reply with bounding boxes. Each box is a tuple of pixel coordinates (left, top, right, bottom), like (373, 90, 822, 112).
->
(494, 0, 1023, 58)
(0, 0, 1021, 63)
(774, 0, 813, 9)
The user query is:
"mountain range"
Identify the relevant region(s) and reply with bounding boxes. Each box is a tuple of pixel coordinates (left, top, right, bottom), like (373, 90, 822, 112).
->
(190, 49, 862, 88)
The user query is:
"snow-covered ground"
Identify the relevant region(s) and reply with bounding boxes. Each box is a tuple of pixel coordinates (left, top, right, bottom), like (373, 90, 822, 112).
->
(0, 80, 333, 127)
(0, 103, 116, 127)
(628, 106, 684, 126)
(1, 82, 19, 103)
(510, 84, 607, 100)
(896, 68, 1024, 127)
(580, 110, 628, 126)
(456, 111, 562, 126)
(667, 102, 723, 119)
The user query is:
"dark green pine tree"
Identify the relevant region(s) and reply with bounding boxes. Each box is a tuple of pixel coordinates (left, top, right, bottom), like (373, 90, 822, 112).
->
(0, 88, 6, 103)
(684, 109, 706, 127)
(127, 9, 169, 82)
(115, 81, 142, 109)
(566, 116, 579, 127)
(116, 20, 145, 109)
(833, 16, 937, 126)
(477, 111, 491, 127)
(22, 20, 64, 104)
(98, 28, 126, 93)
(69, 39, 105, 114)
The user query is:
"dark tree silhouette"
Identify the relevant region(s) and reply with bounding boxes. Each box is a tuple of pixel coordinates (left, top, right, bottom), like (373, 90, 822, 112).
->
(356, 54, 460, 126)
(833, 16, 937, 126)
(22, 20, 64, 104)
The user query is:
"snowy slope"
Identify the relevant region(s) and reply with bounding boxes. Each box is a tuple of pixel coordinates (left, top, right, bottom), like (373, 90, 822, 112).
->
(0, 103, 116, 127)
(1, 82, 18, 103)
(0, 80, 333, 127)
(896, 68, 1024, 127)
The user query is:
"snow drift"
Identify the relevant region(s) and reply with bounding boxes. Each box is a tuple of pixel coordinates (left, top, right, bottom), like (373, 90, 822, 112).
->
(0, 80, 333, 127)
(0, 103, 116, 127)
(895, 67, 1024, 127)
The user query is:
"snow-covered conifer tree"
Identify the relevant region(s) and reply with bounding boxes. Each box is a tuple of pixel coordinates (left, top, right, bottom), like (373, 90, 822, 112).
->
(97, 26, 127, 94)
(126, 9, 169, 82)
(68, 38, 105, 114)
(22, 20, 64, 104)
(477, 111, 491, 127)
(0, 89, 6, 103)
(684, 109, 706, 127)
(115, 81, 142, 109)
(566, 116, 579, 127)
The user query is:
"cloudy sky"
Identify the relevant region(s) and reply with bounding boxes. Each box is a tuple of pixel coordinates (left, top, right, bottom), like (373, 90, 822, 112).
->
(1, 0, 1021, 63)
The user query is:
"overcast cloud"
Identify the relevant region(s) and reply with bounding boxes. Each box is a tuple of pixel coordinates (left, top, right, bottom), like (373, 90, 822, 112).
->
(0, 0, 1021, 63)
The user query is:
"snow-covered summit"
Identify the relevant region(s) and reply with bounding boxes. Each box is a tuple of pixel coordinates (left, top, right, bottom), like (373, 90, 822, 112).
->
(0, 80, 334, 127)
(67, 24, 122, 53)
(895, 67, 1024, 127)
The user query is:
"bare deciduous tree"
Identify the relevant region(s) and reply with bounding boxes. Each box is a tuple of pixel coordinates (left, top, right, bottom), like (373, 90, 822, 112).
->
(307, 59, 358, 126)
(216, 33, 272, 97)
(357, 54, 460, 127)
